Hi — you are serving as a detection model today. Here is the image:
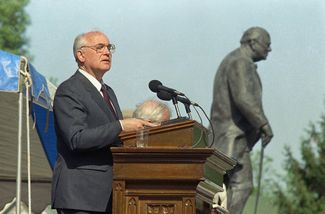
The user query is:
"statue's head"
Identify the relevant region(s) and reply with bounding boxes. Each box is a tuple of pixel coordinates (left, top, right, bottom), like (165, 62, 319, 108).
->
(240, 27, 272, 62)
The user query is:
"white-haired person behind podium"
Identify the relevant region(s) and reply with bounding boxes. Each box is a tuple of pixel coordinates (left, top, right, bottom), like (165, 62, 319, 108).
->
(132, 99, 171, 123)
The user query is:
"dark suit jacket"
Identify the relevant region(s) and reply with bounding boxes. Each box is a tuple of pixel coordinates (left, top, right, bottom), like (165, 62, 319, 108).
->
(51, 71, 123, 212)
(210, 47, 269, 159)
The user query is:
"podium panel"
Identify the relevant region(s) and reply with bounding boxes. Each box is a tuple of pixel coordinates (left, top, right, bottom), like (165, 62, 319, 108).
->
(112, 147, 213, 214)
(112, 119, 235, 214)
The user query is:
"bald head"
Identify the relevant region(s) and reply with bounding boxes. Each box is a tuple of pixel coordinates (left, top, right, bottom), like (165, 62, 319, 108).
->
(240, 27, 270, 45)
(240, 27, 271, 61)
(133, 99, 171, 123)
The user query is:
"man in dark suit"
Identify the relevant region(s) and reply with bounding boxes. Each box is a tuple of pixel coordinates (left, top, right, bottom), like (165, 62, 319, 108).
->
(209, 27, 274, 214)
(51, 31, 156, 214)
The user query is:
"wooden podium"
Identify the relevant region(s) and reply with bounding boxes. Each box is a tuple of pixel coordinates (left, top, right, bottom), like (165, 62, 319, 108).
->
(111, 119, 234, 214)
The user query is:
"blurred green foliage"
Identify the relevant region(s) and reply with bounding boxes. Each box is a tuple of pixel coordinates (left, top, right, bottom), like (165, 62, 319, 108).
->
(0, 0, 31, 57)
(273, 115, 325, 213)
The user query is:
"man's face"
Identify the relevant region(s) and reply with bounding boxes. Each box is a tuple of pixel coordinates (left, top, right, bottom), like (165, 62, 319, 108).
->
(80, 32, 112, 75)
(253, 34, 272, 61)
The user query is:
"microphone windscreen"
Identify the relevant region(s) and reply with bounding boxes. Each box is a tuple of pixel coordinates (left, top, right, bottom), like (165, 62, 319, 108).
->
(148, 80, 162, 92)
(157, 91, 172, 101)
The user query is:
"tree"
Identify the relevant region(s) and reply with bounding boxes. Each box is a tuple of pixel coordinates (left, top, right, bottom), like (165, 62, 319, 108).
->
(273, 115, 325, 213)
(0, 0, 31, 56)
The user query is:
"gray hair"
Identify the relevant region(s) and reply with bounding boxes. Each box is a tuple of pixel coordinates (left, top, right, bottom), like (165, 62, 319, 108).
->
(73, 32, 88, 60)
(240, 27, 270, 45)
(72, 30, 104, 62)
(133, 99, 171, 123)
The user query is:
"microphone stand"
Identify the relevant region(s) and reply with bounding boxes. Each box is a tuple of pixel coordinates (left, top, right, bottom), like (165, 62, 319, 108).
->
(171, 96, 181, 118)
(184, 103, 192, 119)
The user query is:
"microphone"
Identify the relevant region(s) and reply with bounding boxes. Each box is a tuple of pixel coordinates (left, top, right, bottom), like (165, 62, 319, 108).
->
(156, 90, 172, 101)
(157, 91, 197, 119)
(149, 80, 184, 96)
(177, 96, 198, 107)
(157, 91, 198, 107)
(156, 90, 182, 118)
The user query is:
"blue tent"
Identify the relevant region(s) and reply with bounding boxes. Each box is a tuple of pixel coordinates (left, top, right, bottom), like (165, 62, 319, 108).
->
(0, 50, 57, 213)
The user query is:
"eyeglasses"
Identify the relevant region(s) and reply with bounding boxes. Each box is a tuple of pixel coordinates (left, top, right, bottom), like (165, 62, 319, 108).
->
(80, 43, 116, 54)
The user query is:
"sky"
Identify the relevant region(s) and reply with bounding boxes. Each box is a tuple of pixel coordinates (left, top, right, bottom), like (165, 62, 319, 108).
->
(25, 0, 325, 174)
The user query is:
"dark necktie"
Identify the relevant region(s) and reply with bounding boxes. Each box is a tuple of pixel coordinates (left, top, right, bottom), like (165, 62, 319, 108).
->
(101, 85, 118, 120)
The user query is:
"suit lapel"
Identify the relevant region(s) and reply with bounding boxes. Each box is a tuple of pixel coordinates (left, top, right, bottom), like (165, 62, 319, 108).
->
(75, 71, 118, 121)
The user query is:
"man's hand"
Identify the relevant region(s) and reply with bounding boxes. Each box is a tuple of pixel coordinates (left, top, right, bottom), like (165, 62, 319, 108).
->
(121, 118, 158, 132)
(260, 123, 273, 148)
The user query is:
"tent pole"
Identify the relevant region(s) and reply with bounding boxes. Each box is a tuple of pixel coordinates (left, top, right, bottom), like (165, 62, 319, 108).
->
(26, 82, 32, 214)
(16, 91, 23, 214)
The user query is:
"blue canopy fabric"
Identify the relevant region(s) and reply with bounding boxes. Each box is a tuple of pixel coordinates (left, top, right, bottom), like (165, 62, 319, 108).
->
(0, 50, 20, 92)
(0, 50, 57, 169)
(32, 103, 57, 168)
(29, 63, 52, 109)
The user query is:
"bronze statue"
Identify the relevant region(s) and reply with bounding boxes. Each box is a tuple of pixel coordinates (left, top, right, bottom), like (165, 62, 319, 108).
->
(209, 26, 274, 214)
